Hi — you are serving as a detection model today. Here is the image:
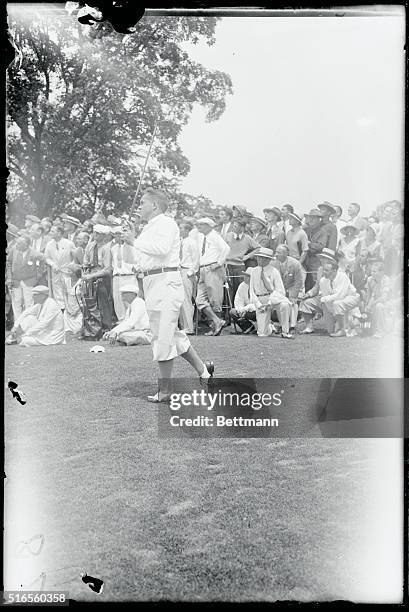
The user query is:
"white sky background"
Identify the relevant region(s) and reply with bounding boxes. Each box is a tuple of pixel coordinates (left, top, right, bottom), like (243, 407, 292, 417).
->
(179, 13, 405, 217)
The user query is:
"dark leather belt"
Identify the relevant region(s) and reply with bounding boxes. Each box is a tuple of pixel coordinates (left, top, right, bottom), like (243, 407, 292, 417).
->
(114, 273, 134, 277)
(256, 293, 270, 297)
(199, 262, 218, 269)
(141, 266, 179, 277)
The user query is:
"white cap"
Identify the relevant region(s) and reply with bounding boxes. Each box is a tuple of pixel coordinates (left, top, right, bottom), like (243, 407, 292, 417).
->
(119, 284, 139, 294)
(196, 217, 216, 228)
(32, 285, 49, 295)
(93, 224, 112, 234)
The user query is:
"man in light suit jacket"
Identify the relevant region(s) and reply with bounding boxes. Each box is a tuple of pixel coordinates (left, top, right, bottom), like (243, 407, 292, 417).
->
(272, 244, 304, 330)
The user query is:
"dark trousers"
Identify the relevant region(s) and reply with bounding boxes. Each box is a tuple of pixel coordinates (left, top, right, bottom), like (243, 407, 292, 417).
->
(230, 308, 256, 331)
(96, 277, 113, 331)
(226, 264, 245, 303)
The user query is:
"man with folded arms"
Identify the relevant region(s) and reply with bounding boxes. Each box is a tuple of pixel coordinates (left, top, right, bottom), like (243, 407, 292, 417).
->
(249, 247, 294, 339)
(303, 208, 327, 291)
(225, 217, 259, 300)
(134, 188, 214, 403)
(6, 285, 65, 346)
(272, 244, 304, 331)
(102, 284, 152, 346)
(179, 221, 200, 334)
(229, 269, 257, 333)
(196, 217, 230, 336)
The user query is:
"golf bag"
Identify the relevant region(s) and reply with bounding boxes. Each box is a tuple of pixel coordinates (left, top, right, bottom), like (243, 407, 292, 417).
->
(76, 278, 104, 341)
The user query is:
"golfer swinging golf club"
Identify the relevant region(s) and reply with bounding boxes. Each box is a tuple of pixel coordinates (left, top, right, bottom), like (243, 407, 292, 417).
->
(134, 188, 214, 402)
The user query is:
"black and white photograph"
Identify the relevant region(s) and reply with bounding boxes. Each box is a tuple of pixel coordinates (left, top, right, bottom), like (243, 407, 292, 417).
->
(4, 2, 405, 604)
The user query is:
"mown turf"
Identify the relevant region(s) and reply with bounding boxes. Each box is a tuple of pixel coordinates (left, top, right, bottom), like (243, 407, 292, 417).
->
(4, 334, 403, 602)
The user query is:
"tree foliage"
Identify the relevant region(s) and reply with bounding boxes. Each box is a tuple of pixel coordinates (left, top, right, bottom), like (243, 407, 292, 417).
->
(7, 6, 232, 220)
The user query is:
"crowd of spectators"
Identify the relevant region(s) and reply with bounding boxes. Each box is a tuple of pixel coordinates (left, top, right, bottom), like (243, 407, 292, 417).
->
(5, 197, 403, 346)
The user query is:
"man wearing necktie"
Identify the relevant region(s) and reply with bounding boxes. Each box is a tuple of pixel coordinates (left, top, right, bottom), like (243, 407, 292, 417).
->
(195, 217, 230, 336)
(272, 244, 304, 330)
(110, 226, 138, 321)
(225, 218, 259, 301)
(249, 247, 294, 338)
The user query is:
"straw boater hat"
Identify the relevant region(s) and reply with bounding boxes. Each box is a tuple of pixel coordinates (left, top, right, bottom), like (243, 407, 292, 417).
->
(287, 212, 303, 224)
(254, 247, 275, 259)
(251, 217, 268, 230)
(63, 215, 81, 226)
(93, 224, 112, 234)
(340, 225, 360, 236)
(195, 217, 216, 228)
(25, 214, 41, 223)
(305, 208, 323, 218)
(318, 248, 337, 263)
(317, 202, 337, 215)
(119, 284, 139, 294)
(32, 285, 49, 295)
(232, 205, 247, 216)
(263, 206, 282, 220)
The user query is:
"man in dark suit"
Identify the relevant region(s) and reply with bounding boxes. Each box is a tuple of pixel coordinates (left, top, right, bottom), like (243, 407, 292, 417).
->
(317, 202, 338, 251)
(303, 209, 327, 291)
(7, 235, 45, 320)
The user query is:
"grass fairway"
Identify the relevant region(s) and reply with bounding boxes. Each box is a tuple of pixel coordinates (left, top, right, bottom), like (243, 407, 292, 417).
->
(4, 333, 402, 602)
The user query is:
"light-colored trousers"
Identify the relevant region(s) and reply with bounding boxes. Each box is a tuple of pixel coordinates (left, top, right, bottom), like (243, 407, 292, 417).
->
(179, 269, 195, 333)
(117, 329, 152, 346)
(322, 295, 361, 332)
(196, 266, 224, 314)
(113, 274, 135, 321)
(143, 271, 190, 362)
(10, 281, 34, 319)
(256, 294, 292, 335)
(51, 271, 82, 334)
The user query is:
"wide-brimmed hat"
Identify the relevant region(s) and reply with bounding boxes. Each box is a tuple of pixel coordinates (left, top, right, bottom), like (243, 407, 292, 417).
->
(288, 212, 303, 224)
(254, 247, 275, 260)
(232, 205, 247, 216)
(25, 214, 40, 223)
(32, 285, 49, 295)
(196, 217, 216, 228)
(263, 206, 282, 220)
(318, 202, 337, 215)
(119, 284, 139, 294)
(318, 248, 337, 262)
(305, 209, 323, 218)
(251, 217, 267, 229)
(340, 225, 360, 235)
(6, 223, 19, 237)
(63, 215, 81, 226)
(93, 224, 112, 234)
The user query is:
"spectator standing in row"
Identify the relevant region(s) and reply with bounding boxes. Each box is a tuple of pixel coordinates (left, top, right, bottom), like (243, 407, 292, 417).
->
(263, 206, 285, 251)
(225, 217, 259, 299)
(7, 235, 44, 319)
(303, 209, 327, 291)
(219, 207, 233, 240)
(345, 202, 367, 232)
(179, 221, 200, 334)
(196, 217, 229, 336)
(317, 202, 338, 251)
(110, 226, 138, 321)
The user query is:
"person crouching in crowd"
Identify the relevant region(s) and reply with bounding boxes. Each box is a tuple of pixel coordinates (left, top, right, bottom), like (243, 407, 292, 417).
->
(195, 217, 230, 336)
(102, 284, 152, 346)
(249, 247, 294, 339)
(225, 217, 259, 299)
(298, 248, 337, 334)
(272, 244, 304, 331)
(229, 268, 257, 333)
(179, 221, 200, 335)
(302, 258, 361, 337)
(6, 285, 65, 346)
